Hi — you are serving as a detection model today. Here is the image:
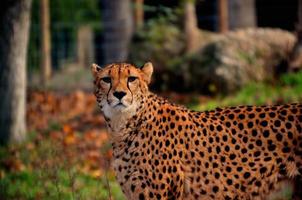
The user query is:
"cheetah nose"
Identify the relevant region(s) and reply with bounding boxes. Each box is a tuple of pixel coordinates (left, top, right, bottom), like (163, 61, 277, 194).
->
(113, 91, 126, 100)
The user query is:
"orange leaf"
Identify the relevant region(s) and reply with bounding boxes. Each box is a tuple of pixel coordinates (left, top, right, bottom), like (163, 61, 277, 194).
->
(63, 132, 77, 145)
(62, 124, 73, 134)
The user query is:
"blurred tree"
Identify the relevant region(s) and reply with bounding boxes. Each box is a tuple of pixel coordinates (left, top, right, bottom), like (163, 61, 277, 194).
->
(0, 0, 32, 144)
(49, 0, 101, 24)
(228, 0, 256, 30)
(289, 0, 302, 71)
(40, 0, 51, 85)
(134, 0, 144, 30)
(183, 0, 199, 53)
(218, 0, 229, 33)
(77, 25, 95, 68)
(49, 0, 100, 68)
(101, 0, 133, 64)
(28, 0, 101, 71)
(296, 0, 301, 31)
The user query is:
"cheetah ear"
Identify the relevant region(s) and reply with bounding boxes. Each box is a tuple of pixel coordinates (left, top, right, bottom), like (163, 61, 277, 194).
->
(91, 63, 103, 78)
(141, 62, 153, 84)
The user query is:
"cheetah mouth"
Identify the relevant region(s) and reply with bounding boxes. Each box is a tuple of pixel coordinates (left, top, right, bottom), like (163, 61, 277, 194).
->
(113, 102, 126, 108)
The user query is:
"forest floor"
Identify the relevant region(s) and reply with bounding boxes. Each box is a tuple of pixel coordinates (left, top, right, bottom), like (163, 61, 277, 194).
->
(1, 69, 302, 200)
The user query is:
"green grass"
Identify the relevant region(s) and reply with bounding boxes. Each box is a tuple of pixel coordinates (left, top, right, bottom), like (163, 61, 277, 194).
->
(0, 170, 124, 200)
(193, 71, 302, 111)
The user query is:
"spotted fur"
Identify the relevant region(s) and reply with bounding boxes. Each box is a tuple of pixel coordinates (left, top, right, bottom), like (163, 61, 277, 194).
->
(92, 62, 302, 200)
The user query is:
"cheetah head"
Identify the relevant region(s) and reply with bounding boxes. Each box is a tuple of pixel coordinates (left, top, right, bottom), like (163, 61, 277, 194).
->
(91, 62, 153, 119)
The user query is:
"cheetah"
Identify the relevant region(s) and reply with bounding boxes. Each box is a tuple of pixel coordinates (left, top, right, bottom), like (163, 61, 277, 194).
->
(91, 62, 302, 200)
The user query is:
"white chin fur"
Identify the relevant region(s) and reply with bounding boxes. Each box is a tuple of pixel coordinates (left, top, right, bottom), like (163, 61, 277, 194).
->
(102, 101, 137, 120)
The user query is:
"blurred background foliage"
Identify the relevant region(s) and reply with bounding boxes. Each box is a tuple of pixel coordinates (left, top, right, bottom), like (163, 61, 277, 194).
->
(28, 0, 101, 71)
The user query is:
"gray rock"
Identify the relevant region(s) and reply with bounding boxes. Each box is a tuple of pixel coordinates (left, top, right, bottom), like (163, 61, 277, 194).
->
(178, 28, 296, 93)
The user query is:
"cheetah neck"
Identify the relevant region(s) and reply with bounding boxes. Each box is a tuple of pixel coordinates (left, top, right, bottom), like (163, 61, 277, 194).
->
(107, 92, 161, 157)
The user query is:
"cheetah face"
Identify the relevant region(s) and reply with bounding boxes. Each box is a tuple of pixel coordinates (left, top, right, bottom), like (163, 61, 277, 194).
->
(91, 62, 153, 119)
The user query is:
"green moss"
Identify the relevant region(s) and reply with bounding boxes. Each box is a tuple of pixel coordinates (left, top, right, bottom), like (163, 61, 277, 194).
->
(237, 50, 257, 65)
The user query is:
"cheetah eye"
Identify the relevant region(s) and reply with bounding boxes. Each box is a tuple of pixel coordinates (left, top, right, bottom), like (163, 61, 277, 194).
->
(128, 76, 137, 83)
(101, 77, 111, 84)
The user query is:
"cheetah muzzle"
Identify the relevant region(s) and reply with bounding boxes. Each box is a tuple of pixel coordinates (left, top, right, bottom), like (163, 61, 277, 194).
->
(92, 62, 302, 200)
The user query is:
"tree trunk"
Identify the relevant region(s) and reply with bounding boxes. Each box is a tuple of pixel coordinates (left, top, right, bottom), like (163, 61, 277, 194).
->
(134, 0, 144, 30)
(184, 1, 199, 53)
(101, 0, 133, 64)
(289, 0, 302, 70)
(0, 0, 32, 145)
(218, 0, 229, 33)
(77, 25, 95, 68)
(40, 0, 51, 85)
(299, 0, 302, 29)
(228, 0, 256, 30)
